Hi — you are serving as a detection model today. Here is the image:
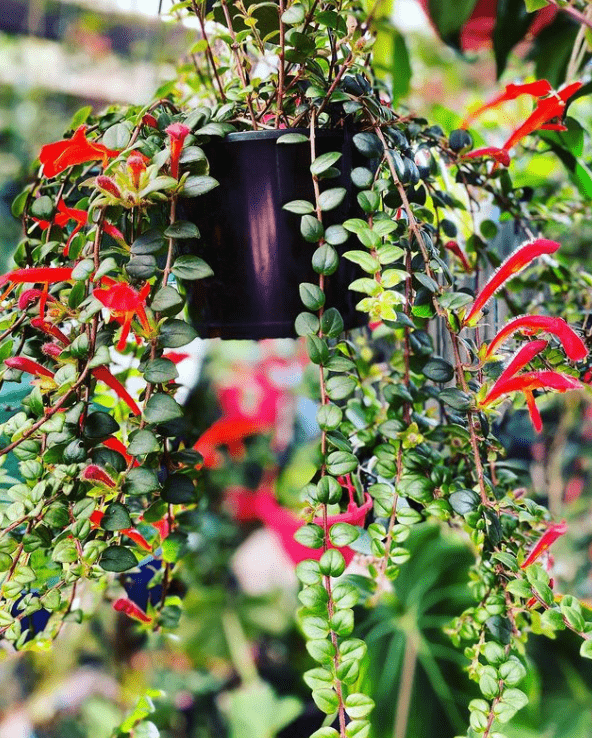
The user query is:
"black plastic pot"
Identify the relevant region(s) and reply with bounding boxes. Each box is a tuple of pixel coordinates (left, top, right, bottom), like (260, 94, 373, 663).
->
(178, 127, 365, 340)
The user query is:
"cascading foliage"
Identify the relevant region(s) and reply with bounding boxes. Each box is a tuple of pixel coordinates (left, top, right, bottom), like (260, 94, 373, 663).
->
(0, 2, 591, 738)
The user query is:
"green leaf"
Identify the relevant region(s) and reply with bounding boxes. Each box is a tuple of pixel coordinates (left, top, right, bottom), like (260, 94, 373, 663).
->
(281, 2, 306, 24)
(580, 640, 592, 659)
(321, 308, 344, 337)
(344, 694, 375, 720)
(493, 0, 532, 77)
(29, 196, 54, 220)
(158, 319, 197, 348)
(352, 133, 383, 158)
(325, 225, 349, 245)
(100, 545, 137, 572)
(277, 132, 308, 144)
(164, 221, 200, 239)
(422, 357, 454, 382)
(295, 559, 322, 585)
(449, 489, 481, 515)
(127, 430, 160, 457)
(319, 188, 346, 212)
(132, 229, 167, 255)
(306, 639, 335, 664)
(300, 615, 330, 640)
(144, 358, 179, 383)
(479, 665, 500, 698)
(144, 394, 183, 424)
(525, 0, 549, 9)
(310, 151, 342, 176)
(310, 729, 339, 738)
(150, 286, 184, 315)
(283, 199, 315, 214)
(351, 167, 374, 188)
(103, 122, 131, 149)
(181, 175, 219, 197)
(317, 404, 342, 431)
(439, 388, 471, 411)
(343, 250, 380, 274)
(102, 502, 132, 531)
(329, 523, 360, 547)
(84, 412, 119, 440)
(162, 474, 197, 503)
(295, 312, 320, 337)
(301, 215, 324, 242)
(299, 282, 325, 311)
(126, 255, 157, 280)
(319, 549, 346, 577)
(326, 451, 357, 476)
(312, 244, 339, 275)
(390, 28, 412, 102)
(312, 689, 339, 715)
(326, 376, 356, 401)
(133, 722, 160, 738)
(172, 255, 213, 280)
(124, 467, 160, 495)
(294, 523, 324, 549)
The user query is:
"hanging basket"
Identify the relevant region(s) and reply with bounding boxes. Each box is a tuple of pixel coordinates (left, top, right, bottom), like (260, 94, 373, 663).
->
(178, 127, 365, 340)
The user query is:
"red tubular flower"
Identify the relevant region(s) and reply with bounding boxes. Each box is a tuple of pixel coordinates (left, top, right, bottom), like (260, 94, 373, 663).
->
(0, 267, 74, 290)
(481, 370, 582, 432)
(163, 352, 189, 364)
(31, 317, 70, 346)
(443, 240, 472, 272)
(96, 175, 122, 198)
(39, 125, 120, 178)
(112, 597, 152, 624)
(165, 123, 191, 180)
(42, 342, 64, 358)
(5, 356, 55, 378)
(92, 365, 141, 416)
(462, 239, 560, 327)
(18, 289, 57, 311)
(142, 113, 158, 129)
(82, 464, 116, 488)
(521, 520, 567, 569)
(501, 82, 583, 153)
(93, 280, 151, 351)
(102, 437, 138, 466)
(193, 418, 271, 468)
(461, 80, 553, 129)
(496, 339, 548, 385)
(485, 315, 588, 361)
(127, 152, 148, 190)
(461, 146, 511, 167)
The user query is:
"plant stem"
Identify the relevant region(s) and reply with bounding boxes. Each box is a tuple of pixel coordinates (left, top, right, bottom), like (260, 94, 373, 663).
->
(276, 0, 286, 128)
(191, 0, 227, 101)
(393, 632, 418, 738)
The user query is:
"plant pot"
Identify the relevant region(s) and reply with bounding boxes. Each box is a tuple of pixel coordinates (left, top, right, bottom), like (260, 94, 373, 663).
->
(178, 127, 365, 340)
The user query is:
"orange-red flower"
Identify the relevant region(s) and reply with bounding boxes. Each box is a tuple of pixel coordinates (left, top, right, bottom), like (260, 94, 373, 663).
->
(93, 279, 151, 351)
(461, 146, 511, 168)
(485, 315, 588, 361)
(112, 597, 153, 624)
(89, 509, 152, 552)
(83, 465, 116, 488)
(166, 123, 190, 180)
(92, 365, 141, 416)
(4, 356, 54, 378)
(461, 80, 553, 129)
(462, 239, 560, 327)
(39, 125, 120, 178)
(193, 418, 270, 468)
(495, 339, 548, 385)
(442, 240, 472, 272)
(102, 437, 139, 466)
(501, 82, 583, 153)
(481, 370, 582, 433)
(521, 520, 567, 569)
(127, 152, 148, 189)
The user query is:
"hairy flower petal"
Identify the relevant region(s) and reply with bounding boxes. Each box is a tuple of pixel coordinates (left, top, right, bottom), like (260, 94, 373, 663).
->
(463, 239, 560, 326)
(39, 126, 120, 178)
(521, 520, 567, 568)
(5, 356, 55, 378)
(486, 315, 587, 361)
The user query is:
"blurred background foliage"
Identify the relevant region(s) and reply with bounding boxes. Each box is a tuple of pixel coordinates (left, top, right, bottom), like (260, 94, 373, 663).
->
(2, 1, 592, 737)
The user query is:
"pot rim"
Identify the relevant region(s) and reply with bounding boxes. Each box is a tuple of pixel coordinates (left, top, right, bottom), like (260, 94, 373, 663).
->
(224, 127, 347, 143)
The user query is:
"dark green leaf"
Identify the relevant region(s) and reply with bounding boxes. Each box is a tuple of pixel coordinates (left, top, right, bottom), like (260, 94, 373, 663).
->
(164, 221, 200, 239)
(127, 430, 160, 456)
(299, 282, 325, 311)
(124, 467, 160, 495)
(422, 357, 454, 383)
(132, 230, 166, 255)
(449, 489, 481, 515)
(151, 286, 184, 315)
(126, 255, 157, 280)
(102, 502, 132, 531)
(144, 394, 183, 423)
(162, 474, 197, 503)
(84, 412, 119, 440)
(100, 545, 137, 572)
(181, 175, 219, 197)
(158, 319, 198, 347)
(172, 255, 213, 280)
(144, 358, 179, 383)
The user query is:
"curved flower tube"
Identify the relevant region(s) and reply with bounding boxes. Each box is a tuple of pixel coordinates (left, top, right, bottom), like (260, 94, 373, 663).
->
(461, 80, 554, 129)
(93, 280, 151, 351)
(481, 370, 582, 433)
(460, 146, 511, 167)
(521, 520, 567, 569)
(4, 356, 55, 378)
(166, 123, 191, 180)
(89, 509, 152, 552)
(462, 239, 560, 327)
(193, 417, 271, 468)
(485, 315, 587, 361)
(443, 240, 472, 272)
(112, 597, 152, 624)
(39, 125, 120, 178)
(496, 339, 548, 385)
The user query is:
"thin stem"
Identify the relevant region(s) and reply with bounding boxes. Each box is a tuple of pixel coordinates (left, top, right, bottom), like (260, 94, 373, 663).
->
(393, 633, 418, 738)
(192, 0, 227, 101)
(276, 0, 286, 128)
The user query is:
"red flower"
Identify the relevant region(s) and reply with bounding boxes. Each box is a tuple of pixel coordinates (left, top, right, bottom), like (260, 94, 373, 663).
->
(461, 146, 511, 167)
(112, 597, 152, 624)
(82, 464, 116, 488)
(102, 437, 138, 467)
(165, 123, 191, 180)
(31, 317, 70, 346)
(92, 365, 141, 416)
(96, 175, 122, 199)
(462, 239, 560, 327)
(442, 240, 472, 272)
(485, 315, 588, 361)
(193, 417, 270, 468)
(495, 339, 548, 385)
(501, 82, 583, 154)
(93, 279, 151, 351)
(461, 80, 553, 129)
(4, 356, 54, 379)
(0, 267, 74, 290)
(39, 125, 120, 178)
(481, 371, 582, 433)
(521, 520, 567, 569)
(127, 152, 148, 190)
(163, 351, 189, 364)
